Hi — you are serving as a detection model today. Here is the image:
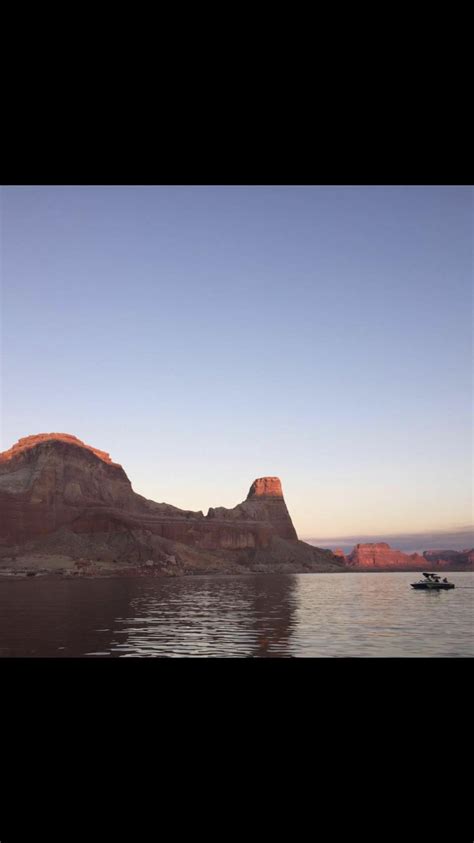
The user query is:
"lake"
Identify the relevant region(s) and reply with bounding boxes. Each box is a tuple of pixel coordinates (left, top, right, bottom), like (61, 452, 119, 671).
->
(0, 571, 472, 657)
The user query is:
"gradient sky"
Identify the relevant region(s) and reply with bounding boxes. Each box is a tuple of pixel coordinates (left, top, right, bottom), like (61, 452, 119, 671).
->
(0, 185, 472, 539)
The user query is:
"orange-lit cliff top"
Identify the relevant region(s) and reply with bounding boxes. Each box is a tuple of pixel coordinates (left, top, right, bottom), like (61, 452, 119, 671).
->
(247, 477, 283, 499)
(0, 433, 121, 467)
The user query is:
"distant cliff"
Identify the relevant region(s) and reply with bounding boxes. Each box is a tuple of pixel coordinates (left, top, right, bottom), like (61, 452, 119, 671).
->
(0, 433, 342, 576)
(343, 542, 473, 571)
(345, 543, 426, 570)
(423, 548, 474, 570)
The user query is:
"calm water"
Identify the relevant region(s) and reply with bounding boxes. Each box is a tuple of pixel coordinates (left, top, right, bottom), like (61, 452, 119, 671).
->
(0, 572, 472, 657)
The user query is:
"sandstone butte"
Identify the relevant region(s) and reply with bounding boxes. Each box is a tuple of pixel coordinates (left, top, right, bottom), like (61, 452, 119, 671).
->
(0, 433, 343, 577)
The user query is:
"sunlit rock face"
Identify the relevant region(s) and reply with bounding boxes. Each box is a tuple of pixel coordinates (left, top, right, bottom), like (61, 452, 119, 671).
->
(247, 477, 283, 498)
(0, 433, 120, 467)
(0, 434, 326, 570)
(345, 542, 474, 570)
(346, 542, 426, 570)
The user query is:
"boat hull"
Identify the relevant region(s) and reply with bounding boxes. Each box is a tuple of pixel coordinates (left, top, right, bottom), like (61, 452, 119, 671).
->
(411, 583, 455, 590)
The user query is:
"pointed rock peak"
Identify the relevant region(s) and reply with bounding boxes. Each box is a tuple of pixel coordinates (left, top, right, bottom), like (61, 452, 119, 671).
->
(0, 433, 121, 467)
(247, 477, 284, 499)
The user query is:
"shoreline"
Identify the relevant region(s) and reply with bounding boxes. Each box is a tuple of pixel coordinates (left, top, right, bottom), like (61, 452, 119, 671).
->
(0, 565, 471, 580)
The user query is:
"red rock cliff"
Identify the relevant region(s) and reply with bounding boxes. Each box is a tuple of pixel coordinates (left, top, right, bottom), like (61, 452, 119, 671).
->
(207, 476, 297, 542)
(0, 434, 299, 558)
(346, 542, 426, 570)
(0, 433, 120, 467)
(247, 477, 283, 498)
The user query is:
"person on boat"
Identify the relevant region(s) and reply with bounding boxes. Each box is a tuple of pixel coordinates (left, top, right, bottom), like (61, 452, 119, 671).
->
(443, 577, 448, 583)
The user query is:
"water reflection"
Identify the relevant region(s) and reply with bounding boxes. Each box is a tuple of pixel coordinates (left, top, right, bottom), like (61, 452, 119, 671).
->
(111, 575, 299, 657)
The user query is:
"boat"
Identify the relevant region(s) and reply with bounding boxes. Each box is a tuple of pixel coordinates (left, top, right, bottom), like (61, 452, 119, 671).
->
(411, 572, 455, 590)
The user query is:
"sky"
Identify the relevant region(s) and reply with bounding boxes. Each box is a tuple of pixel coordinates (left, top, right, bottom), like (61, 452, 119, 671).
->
(0, 185, 472, 543)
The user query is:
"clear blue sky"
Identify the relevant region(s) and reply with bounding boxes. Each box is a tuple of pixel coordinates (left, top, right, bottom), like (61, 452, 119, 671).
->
(1, 185, 472, 539)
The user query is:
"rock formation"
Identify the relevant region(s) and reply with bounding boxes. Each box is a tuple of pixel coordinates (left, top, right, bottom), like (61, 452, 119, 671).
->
(345, 542, 473, 571)
(423, 548, 474, 570)
(0, 433, 342, 576)
(346, 542, 426, 570)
